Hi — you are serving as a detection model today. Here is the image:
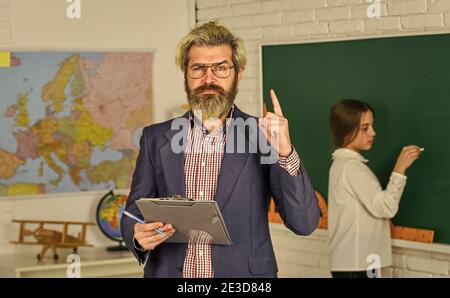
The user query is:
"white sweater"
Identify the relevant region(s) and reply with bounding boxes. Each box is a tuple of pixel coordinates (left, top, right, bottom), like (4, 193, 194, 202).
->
(328, 148, 407, 271)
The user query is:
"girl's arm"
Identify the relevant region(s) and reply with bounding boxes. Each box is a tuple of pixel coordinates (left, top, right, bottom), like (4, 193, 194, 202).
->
(343, 160, 406, 219)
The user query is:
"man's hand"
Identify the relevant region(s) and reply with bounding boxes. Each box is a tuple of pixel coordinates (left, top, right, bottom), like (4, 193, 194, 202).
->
(259, 89, 293, 157)
(134, 222, 176, 251)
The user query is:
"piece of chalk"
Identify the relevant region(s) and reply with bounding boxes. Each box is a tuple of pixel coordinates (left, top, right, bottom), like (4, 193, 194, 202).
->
(420, 148, 425, 151)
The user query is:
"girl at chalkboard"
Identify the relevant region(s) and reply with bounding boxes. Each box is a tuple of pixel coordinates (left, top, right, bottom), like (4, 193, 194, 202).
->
(328, 99, 422, 278)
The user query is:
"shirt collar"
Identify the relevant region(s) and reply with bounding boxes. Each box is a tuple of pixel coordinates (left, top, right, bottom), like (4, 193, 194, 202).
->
(332, 148, 369, 163)
(188, 105, 234, 136)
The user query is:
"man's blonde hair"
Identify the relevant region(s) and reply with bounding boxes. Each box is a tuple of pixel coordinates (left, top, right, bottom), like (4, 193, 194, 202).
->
(175, 21, 247, 73)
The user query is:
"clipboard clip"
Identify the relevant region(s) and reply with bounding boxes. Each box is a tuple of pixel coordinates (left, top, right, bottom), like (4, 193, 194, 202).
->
(159, 194, 194, 201)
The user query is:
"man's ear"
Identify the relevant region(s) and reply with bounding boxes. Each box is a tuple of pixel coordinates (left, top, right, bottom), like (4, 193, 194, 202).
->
(236, 68, 244, 84)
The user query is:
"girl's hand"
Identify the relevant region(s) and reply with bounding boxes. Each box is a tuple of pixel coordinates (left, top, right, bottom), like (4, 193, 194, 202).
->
(393, 145, 422, 175)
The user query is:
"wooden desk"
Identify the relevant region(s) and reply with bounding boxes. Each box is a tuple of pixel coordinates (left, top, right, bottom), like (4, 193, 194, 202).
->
(0, 247, 143, 277)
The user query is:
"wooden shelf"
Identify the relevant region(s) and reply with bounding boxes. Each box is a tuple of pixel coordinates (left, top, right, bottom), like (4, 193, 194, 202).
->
(0, 247, 142, 278)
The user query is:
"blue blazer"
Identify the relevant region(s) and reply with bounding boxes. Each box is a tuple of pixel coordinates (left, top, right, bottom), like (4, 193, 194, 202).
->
(120, 106, 320, 278)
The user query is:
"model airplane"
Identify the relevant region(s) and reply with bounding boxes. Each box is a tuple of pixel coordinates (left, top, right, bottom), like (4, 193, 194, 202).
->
(11, 219, 95, 260)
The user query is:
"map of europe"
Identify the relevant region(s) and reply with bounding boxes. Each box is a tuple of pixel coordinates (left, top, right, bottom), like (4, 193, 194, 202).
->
(0, 52, 153, 196)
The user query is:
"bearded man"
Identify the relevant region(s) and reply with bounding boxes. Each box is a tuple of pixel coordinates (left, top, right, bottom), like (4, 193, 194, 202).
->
(121, 21, 319, 278)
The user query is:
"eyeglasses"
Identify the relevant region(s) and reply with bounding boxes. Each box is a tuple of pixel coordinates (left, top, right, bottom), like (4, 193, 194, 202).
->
(187, 62, 234, 79)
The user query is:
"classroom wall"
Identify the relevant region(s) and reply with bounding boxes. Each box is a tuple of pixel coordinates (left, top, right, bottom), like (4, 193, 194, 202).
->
(0, 0, 10, 46)
(0, 0, 195, 255)
(195, 0, 450, 277)
(0, 0, 196, 123)
(0, 190, 130, 255)
(196, 0, 450, 117)
(2, 0, 450, 277)
(271, 225, 450, 277)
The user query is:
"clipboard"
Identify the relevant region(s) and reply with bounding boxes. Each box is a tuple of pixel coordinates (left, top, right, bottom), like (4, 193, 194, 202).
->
(136, 197, 232, 245)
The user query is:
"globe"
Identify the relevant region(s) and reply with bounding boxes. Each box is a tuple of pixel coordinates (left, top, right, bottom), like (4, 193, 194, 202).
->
(96, 190, 129, 251)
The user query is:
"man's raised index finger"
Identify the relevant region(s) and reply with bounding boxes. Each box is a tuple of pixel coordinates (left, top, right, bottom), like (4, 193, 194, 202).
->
(270, 89, 284, 116)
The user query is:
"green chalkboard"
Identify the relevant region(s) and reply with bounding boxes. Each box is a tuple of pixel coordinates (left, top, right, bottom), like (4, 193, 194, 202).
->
(262, 33, 450, 244)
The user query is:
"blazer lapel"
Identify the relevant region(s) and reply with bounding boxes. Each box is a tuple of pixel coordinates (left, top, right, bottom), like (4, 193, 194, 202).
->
(215, 108, 251, 209)
(160, 114, 189, 198)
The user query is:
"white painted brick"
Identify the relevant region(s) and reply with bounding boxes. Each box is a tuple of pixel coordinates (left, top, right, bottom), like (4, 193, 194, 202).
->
(0, 18, 9, 31)
(295, 22, 328, 36)
(277, 261, 300, 277)
(243, 40, 259, 53)
(407, 256, 448, 275)
(232, 2, 262, 16)
(298, 239, 330, 255)
(272, 234, 330, 254)
(318, 255, 330, 268)
(263, 25, 295, 39)
(286, 250, 322, 267)
(197, 0, 224, 9)
(393, 268, 433, 278)
(271, 235, 299, 250)
(401, 14, 443, 28)
(273, 246, 288, 262)
(224, 0, 251, 5)
(245, 52, 259, 67)
(317, 6, 351, 21)
(239, 77, 259, 90)
(262, 0, 294, 13)
(0, 0, 9, 5)
(195, 20, 211, 27)
(392, 247, 432, 259)
(252, 12, 281, 27)
(235, 90, 256, 103)
(392, 253, 407, 268)
(232, 27, 263, 40)
(270, 223, 329, 241)
(329, 19, 364, 33)
(365, 16, 401, 31)
(445, 12, 450, 25)
(327, 0, 363, 7)
(274, 248, 294, 263)
(429, 0, 450, 12)
(432, 252, 450, 262)
(0, 6, 9, 19)
(197, 6, 232, 21)
(388, 0, 427, 16)
(297, 266, 331, 277)
(221, 16, 252, 29)
(293, 0, 327, 10)
(381, 267, 393, 278)
(234, 96, 255, 109)
(351, 3, 388, 19)
(243, 63, 259, 78)
(432, 273, 450, 278)
(239, 102, 261, 117)
(282, 10, 315, 24)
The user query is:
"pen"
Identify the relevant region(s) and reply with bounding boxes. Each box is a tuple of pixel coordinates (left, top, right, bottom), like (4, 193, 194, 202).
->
(420, 148, 425, 152)
(122, 210, 167, 237)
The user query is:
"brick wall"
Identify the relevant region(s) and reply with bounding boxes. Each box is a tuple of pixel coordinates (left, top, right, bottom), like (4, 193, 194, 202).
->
(270, 224, 450, 277)
(196, 0, 450, 117)
(196, 0, 450, 277)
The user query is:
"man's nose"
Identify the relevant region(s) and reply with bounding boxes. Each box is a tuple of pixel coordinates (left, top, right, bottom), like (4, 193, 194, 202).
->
(202, 67, 216, 84)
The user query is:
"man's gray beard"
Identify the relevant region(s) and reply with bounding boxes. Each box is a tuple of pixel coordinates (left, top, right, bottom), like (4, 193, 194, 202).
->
(186, 75, 238, 121)
(188, 93, 233, 121)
